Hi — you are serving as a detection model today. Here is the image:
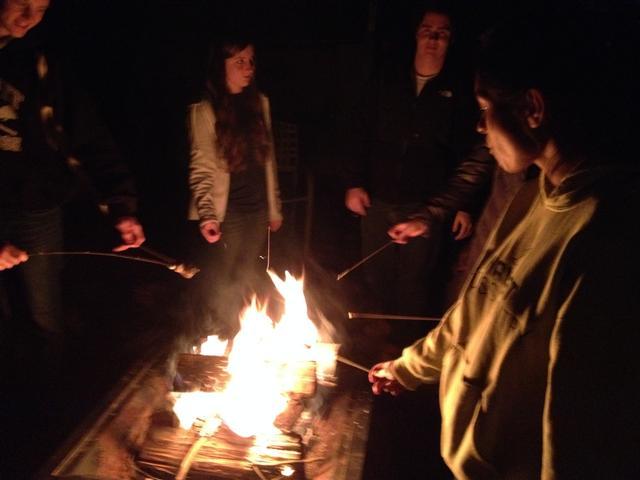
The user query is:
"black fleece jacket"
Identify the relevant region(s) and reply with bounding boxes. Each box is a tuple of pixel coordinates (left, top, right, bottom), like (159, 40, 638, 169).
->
(342, 59, 494, 225)
(0, 34, 137, 219)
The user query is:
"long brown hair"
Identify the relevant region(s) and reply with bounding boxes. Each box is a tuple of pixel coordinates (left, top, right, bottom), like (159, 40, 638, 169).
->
(204, 38, 270, 172)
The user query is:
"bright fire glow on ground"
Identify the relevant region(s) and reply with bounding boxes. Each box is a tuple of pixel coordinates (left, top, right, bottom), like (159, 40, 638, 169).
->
(172, 271, 337, 439)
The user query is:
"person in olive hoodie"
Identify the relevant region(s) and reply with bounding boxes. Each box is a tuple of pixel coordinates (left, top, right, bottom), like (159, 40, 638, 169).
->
(373, 7, 640, 479)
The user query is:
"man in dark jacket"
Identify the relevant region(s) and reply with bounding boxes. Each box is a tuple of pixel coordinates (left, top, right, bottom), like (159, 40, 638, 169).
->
(343, 2, 492, 337)
(0, 0, 145, 353)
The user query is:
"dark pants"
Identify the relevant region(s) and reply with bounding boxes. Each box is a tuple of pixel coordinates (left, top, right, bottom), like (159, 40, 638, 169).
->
(1, 208, 64, 341)
(195, 209, 269, 339)
(1, 207, 65, 384)
(360, 200, 443, 345)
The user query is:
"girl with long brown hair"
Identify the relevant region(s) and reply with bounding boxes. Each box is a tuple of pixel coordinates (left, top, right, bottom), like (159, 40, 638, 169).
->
(188, 36, 282, 337)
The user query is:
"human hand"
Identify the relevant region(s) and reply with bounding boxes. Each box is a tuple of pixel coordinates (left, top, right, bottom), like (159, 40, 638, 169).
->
(452, 211, 473, 240)
(269, 219, 283, 232)
(200, 220, 221, 243)
(113, 217, 146, 252)
(345, 187, 371, 216)
(0, 243, 28, 270)
(369, 361, 405, 396)
(387, 219, 428, 244)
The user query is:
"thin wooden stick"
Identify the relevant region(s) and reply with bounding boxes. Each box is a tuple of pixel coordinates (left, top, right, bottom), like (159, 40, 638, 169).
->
(266, 225, 271, 271)
(176, 435, 207, 480)
(348, 312, 440, 322)
(336, 240, 393, 281)
(29, 250, 168, 267)
(336, 355, 369, 373)
(139, 245, 176, 264)
(252, 464, 269, 480)
(29, 250, 199, 278)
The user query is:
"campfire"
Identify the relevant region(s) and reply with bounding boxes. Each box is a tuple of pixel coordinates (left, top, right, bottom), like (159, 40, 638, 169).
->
(136, 271, 342, 479)
(46, 271, 371, 480)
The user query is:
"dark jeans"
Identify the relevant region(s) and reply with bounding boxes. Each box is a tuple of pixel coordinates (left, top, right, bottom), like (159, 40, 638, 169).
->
(196, 209, 270, 339)
(360, 200, 443, 345)
(1, 207, 64, 344)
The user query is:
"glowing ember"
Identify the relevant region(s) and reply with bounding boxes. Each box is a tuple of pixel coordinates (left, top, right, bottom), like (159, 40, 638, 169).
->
(280, 465, 295, 477)
(173, 271, 337, 439)
(197, 334, 228, 356)
(171, 391, 221, 431)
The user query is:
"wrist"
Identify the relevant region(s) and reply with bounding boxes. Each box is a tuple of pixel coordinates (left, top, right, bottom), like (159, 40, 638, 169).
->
(200, 219, 219, 228)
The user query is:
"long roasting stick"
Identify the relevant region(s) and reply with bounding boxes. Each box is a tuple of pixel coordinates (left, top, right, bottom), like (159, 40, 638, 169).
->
(336, 355, 370, 373)
(336, 240, 394, 281)
(266, 225, 271, 271)
(29, 250, 168, 266)
(348, 312, 440, 322)
(29, 250, 200, 278)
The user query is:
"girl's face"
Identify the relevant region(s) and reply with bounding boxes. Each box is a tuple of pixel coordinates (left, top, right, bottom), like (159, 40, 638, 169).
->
(225, 45, 255, 94)
(475, 93, 539, 173)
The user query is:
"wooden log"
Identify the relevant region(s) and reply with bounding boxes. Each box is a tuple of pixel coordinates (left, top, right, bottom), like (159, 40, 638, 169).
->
(137, 425, 303, 479)
(174, 354, 230, 392)
(274, 395, 306, 432)
(275, 359, 317, 397)
(175, 354, 317, 397)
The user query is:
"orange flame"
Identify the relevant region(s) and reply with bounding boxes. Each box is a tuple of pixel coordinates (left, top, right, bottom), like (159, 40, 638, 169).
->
(172, 271, 337, 439)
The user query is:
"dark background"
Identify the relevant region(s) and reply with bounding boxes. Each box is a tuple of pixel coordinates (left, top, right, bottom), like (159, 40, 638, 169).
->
(3, 1, 639, 478)
(39, 0, 510, 259)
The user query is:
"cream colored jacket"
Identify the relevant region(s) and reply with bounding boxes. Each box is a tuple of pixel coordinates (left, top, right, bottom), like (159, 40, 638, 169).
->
(187, 94, 282, 225)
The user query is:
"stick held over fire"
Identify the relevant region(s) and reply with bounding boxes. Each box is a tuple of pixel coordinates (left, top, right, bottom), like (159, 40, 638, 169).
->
(336, 240, 394, 281)
(29, 245, 200, 279)
(347, 312, 440, 322)
(336, 355, 370, 373)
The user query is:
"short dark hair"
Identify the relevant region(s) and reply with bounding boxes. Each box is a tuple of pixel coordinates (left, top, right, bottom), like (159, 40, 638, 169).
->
(475, 6, 640, 164)
(410, 0, 455, 36)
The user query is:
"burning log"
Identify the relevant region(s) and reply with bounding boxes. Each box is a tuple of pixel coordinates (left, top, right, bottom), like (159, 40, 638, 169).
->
(46, 272, 371, 480)
(274, 394, 306, 433)
(174, 354, 230, 392)
(45, 353, 372, 480)
(174, 353, 317, 397)
(136, 425, 304, 479)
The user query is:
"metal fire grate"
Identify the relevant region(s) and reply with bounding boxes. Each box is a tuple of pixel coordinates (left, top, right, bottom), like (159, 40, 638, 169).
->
(42, 350, 371, 480)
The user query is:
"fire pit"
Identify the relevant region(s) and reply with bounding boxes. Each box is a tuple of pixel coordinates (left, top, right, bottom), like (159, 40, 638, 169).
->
(42, 272, 372, 479)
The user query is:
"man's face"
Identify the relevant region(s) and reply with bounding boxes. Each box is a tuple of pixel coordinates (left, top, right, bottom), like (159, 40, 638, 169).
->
(225, 45, 255, 94)
(415, 12, 451, 64)
(475, 94, 537, 173)
(0, 0, 49, 38)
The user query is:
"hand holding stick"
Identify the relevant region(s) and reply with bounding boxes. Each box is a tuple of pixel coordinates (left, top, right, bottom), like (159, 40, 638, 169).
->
(336, 355, 405, 396)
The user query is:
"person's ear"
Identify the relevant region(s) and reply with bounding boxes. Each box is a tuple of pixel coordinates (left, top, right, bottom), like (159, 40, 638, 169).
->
(525, 88, 545, 128)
